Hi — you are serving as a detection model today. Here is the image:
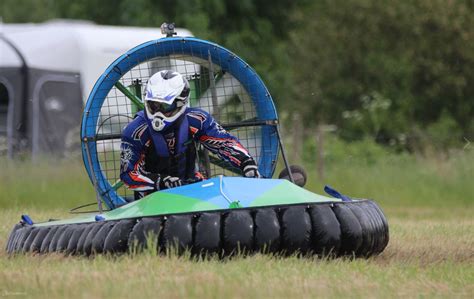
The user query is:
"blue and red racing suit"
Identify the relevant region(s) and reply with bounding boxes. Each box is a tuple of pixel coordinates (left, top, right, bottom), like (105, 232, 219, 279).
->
(120, 108, 256, 196)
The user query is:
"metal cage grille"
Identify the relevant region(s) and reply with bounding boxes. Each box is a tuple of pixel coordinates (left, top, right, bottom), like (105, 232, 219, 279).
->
(81, 38, 279, 207)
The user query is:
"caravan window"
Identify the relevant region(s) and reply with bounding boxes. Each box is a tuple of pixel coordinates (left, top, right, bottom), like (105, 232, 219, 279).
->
(0, 82, 9, 154)
(32, 76, 82, 157)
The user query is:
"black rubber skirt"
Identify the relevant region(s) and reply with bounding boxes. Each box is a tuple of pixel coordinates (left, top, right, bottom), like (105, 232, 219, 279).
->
(6, 200, 389, 258)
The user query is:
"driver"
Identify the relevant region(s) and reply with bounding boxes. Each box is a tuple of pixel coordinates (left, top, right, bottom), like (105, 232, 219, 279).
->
(120, 70, 260, 199)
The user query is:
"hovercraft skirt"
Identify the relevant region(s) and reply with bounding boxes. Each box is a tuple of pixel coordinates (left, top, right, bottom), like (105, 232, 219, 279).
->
(6, 200, 389, 258)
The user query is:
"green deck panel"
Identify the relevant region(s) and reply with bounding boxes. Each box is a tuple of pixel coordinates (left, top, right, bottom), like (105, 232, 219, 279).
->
(250, 180, 340, 207)
(106, 192, 220, 218)
(34, 192, 220, 226)
(33, 180, 342, 227)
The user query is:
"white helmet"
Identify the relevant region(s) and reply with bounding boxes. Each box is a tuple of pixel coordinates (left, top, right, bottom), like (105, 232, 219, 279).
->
(144, 70, 190, 131)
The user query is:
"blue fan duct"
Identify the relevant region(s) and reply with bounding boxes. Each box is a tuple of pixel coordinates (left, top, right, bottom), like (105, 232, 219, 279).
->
(81, 37, 279, 209)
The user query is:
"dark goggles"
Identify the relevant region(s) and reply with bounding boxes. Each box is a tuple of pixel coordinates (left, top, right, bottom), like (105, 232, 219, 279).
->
(146, 86, 190, 115)
(146, 100, 178, 115)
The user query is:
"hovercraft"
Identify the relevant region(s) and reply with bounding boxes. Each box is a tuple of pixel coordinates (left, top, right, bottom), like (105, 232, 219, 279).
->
(6, 26, 388, 258)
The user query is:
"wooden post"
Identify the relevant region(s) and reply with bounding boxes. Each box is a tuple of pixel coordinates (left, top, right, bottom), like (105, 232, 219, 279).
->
(316, 124, 325, 180)
(291, 113, 303, 163)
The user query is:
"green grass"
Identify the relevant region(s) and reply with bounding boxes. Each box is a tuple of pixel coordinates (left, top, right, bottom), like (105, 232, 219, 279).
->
(0, 149, 473, 298)
(0, 210, 472, 298)
(319, 151, 473, 210)
(0, 158, 95, 211)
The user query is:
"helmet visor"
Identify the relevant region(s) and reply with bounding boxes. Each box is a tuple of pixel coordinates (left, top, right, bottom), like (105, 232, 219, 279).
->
(146, 100, 179, 116)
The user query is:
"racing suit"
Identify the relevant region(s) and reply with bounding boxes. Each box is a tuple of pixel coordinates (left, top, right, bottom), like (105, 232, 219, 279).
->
(120, 108, 257, 198)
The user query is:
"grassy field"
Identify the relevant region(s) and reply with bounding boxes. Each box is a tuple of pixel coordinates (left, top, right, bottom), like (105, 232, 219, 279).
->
(0, 150, 473, 298)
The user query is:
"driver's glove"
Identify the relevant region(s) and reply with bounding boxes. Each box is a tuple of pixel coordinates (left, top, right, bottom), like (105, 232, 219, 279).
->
(241, 159, 261, 178)
(157, 176, 183, 190)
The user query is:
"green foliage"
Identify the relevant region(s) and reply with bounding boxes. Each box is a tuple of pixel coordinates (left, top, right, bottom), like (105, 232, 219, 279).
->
(322, 135, 394, 166)
(290, 0, 474, 149)
(425, 111, 464, 151)
(340, 92, 408, 147)
(2, 0, 473, 151)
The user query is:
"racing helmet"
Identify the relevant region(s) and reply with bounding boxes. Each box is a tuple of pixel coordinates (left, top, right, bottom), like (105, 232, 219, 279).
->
(144, 70, 190, 131)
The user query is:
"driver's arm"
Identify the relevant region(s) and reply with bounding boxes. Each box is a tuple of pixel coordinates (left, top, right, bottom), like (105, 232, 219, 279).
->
(120, 141, 157, 191)
(187, 109, 260, 177)
(120, 122, 157, 191)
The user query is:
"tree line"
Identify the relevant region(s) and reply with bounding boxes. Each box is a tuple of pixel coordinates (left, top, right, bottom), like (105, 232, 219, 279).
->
(2, 0, 473, 151)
